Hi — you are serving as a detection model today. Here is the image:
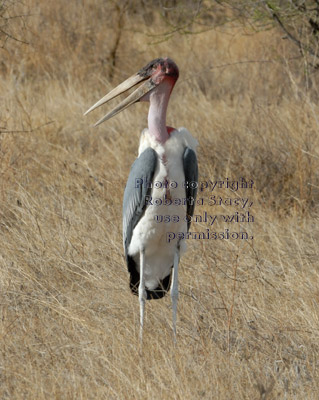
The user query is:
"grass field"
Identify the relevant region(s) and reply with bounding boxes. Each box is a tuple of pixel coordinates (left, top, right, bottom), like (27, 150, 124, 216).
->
(1, 1, 319, 399)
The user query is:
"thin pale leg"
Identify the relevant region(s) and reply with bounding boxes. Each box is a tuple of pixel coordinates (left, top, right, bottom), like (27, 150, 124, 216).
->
(170, 245, 180, 342)
(139, 248, 146, 343)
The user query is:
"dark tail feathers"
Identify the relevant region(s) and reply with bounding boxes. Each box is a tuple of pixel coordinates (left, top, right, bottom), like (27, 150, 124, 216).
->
(127, 255, 172, 300)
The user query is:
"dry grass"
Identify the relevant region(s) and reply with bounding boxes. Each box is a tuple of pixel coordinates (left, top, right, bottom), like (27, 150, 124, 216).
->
(1, 1, 319, 399)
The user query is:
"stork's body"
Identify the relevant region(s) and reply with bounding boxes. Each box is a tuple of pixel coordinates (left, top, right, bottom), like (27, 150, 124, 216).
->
(124, 127, 197, 296)
(84, 58, 198, 341)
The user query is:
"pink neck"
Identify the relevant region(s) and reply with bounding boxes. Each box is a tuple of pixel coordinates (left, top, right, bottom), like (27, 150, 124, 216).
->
(148, 79, 175, 144)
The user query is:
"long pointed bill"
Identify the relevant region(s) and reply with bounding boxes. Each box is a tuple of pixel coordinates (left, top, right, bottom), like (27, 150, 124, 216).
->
(84, 72, 156, 126)
(84, 73, 144, 116)
(93, 79, 156, 126)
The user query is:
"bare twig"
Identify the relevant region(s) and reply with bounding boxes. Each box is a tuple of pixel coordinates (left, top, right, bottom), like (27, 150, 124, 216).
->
(0, 121, 54, 134)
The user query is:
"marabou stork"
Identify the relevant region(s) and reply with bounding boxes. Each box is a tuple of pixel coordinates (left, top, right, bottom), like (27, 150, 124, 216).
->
(84, 58, 198, 341)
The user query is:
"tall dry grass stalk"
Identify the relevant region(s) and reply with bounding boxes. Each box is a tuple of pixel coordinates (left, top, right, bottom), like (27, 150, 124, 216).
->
(1, 1, 319, 399)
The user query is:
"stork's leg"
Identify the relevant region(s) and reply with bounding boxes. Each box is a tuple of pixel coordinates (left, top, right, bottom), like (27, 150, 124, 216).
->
(139, 248, 146, 343)
(171, 245, 180, 342)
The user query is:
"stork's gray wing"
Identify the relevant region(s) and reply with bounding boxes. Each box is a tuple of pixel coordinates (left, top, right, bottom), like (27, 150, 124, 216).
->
(183, 147, 198, 231)
(123, 147, 157, 256)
